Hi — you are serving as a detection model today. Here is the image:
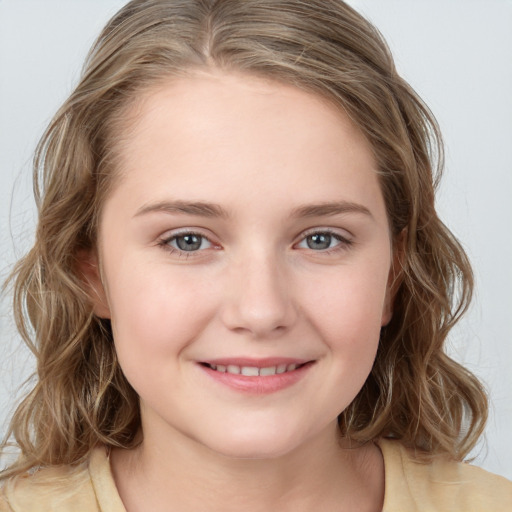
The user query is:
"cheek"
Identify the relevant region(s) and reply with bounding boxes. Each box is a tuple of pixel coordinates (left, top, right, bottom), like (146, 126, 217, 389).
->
(105, 261, 217, 362)
(299, 259, 390, 396)
(302, 262, 390, 343)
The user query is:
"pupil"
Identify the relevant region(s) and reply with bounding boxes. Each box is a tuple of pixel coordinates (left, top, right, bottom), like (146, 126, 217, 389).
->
(177, 235, 201, 251)
(307, 233, 331, 250)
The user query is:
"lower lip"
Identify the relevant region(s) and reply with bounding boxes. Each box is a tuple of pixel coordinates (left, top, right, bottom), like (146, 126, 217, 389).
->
(199, 362, 314, 394)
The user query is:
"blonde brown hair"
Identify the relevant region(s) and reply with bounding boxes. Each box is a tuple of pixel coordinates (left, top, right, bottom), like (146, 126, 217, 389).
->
(1, 0, 487, 478)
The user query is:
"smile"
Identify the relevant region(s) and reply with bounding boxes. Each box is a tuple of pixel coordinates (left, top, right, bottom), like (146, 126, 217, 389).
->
(198, 359, 314, 394)
(203, 362, 304, 376)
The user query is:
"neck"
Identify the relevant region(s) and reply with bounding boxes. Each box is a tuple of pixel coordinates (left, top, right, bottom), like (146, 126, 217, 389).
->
(111, 422, 384, 512)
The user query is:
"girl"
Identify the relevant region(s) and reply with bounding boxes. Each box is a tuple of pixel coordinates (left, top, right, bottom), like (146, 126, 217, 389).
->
(1, 0, 511, 510)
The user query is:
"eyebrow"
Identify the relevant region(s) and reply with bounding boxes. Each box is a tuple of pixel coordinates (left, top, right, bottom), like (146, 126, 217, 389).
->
(289, 201, 373, 219)
(134, 200, 230, 219)
(134, 199, 372, 220)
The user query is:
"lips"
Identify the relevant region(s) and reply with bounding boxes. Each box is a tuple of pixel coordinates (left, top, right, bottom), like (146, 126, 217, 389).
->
(198, 358, 314, 394)
(203, 362, 304, 376)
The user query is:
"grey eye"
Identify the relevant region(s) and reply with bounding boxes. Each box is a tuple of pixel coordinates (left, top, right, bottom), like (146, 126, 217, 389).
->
(306, 233, 334, 250)
(172, 234, 209, 251)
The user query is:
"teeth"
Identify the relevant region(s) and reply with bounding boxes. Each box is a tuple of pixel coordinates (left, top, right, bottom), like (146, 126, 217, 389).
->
(208, 363, 301, 376)
(259, 366, 277, 376)
(276, 364, 287, 374)
(241, 366, 259, 376)
(227, 365, 240, 374)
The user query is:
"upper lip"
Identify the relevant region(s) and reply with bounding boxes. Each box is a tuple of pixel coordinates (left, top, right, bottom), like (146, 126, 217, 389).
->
(199, 357, 312, 368)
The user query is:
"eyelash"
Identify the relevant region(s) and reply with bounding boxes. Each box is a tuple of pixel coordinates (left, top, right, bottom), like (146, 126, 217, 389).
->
(296, 228, 353, 254)
(158, 230, 215, 257)
(158, 228, 353, 256)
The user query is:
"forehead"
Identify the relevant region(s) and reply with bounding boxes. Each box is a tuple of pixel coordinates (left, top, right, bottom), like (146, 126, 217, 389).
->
(103, 71, 383, 221)
(120, 70, 373, 155)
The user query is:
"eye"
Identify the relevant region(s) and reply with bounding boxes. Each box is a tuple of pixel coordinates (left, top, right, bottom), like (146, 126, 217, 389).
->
(296, 230, 352, 251)
(165, 233, 213, 252)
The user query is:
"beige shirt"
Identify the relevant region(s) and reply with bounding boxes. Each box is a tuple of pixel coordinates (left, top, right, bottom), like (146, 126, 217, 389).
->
(1, 439, 511, 511)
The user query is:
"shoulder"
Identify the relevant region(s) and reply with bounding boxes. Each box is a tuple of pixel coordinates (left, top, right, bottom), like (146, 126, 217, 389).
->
(0, 447, 121, 512)
(377, 438, 512, 512)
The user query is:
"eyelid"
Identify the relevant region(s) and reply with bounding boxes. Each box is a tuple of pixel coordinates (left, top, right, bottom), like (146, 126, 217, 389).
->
(294, 227, 354, 253)
(158, 228, 221, 253)
(298, 226, 353, 242)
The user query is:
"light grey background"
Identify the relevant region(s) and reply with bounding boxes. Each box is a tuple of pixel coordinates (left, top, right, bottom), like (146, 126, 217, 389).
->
(1, 0, 511, 479)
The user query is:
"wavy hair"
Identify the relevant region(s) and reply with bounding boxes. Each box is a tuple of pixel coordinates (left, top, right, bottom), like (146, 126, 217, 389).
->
(1, 0, 487, 478)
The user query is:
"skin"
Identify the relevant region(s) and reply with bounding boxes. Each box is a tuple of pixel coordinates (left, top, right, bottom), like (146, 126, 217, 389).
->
(84, 70, 395, 511)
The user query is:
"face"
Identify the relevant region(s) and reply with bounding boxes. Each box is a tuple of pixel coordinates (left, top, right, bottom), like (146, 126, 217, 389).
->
(87, 71, 395, 459)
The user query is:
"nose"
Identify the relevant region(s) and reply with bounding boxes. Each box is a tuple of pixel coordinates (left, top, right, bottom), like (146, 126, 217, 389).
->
(220, 251, 298, 338)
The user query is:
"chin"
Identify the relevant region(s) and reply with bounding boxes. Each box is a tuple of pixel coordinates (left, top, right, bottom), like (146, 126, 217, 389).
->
(210, 440, 298, 460)
(196, 424, 312, 460)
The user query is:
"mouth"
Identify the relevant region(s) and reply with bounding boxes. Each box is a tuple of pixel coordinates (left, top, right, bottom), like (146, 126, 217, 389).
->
(200, 361, 310, 376)
(197, 358, 315, 394)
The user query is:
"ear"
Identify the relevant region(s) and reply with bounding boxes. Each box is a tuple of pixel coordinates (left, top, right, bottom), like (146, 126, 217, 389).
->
(381, 229, 406, 327)
(76, 249, 111, 319)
